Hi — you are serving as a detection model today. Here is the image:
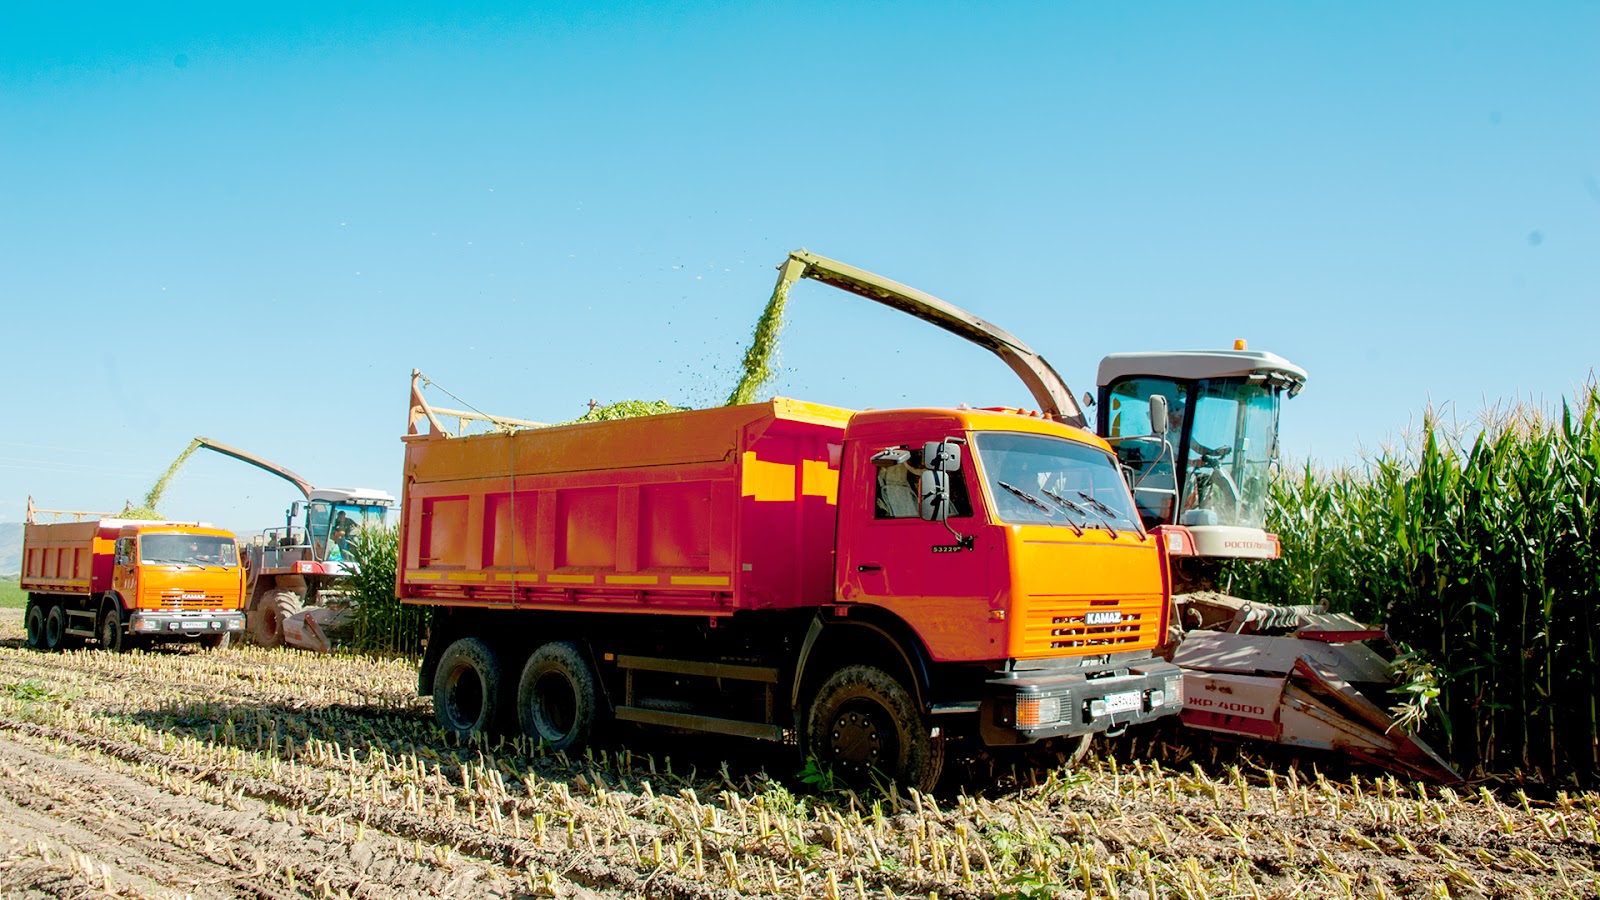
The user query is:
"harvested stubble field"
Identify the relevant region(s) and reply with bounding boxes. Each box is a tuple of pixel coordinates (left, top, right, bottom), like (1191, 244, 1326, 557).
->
(0, 608, 1594, 900)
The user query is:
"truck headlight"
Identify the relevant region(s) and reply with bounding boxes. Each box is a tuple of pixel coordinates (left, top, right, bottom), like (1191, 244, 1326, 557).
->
(1087, 699, 1108, 719)
(1146, 689, 1165, 710)
(1165, 676, 1184, 707)
(1016, 696, 1061, 727)
(132, 616, 157, 633)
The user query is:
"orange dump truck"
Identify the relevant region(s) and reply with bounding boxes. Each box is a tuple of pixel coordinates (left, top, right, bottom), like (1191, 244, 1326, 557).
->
(21, 501, 247, 652)
(402, 378, 1183, 789)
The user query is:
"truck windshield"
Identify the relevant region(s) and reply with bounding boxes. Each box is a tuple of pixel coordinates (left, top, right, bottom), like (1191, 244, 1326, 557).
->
(1180, 379, 1279, 531)
(971, 432, 1142, 534)
(139, 534, 239, 567)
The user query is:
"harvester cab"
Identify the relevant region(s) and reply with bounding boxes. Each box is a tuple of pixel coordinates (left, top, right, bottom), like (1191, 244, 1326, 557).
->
(1094, 344, 1307, 586)
(277, 488, 394, 567)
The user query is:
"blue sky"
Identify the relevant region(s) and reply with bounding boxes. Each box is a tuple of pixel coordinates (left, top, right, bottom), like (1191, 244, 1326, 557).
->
(2, 2, 1596, 531)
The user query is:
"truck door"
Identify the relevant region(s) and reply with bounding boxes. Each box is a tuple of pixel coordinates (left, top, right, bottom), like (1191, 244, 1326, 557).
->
(837, 437, 1001, 661)
(113, 535, 138, 605)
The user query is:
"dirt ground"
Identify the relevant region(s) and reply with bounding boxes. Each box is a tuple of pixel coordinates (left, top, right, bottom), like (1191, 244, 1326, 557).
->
(0, 606, 1595, 899)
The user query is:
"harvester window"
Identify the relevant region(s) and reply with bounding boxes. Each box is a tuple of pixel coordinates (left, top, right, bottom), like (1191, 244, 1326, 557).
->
(875, 449, 971, 519)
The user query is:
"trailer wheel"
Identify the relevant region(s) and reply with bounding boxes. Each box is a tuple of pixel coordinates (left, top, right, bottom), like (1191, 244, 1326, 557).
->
(100, 602, 129, 653)
(517, 642, 599, 753)
(24, 601, 46, 650)
(43, 604, 67, 652)
(252, 590, 303, 649)
(434, 637, 503, 741)
(804, 665, 944, 793)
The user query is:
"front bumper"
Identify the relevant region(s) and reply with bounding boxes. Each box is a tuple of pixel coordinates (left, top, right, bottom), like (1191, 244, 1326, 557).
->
(129, 610, 247, 637)
(978, 658, 1184, 745)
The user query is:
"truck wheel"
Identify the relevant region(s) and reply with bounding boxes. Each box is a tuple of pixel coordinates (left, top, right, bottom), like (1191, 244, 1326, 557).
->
(804, 665, 944, 793)
(100, 603, 129, 653)
(251, 590, 303, 649)
(434, 637, 503, 741)
(43, 604, 67, 652)
(517, 642, 599, 752)
(24, 602, 46, 650)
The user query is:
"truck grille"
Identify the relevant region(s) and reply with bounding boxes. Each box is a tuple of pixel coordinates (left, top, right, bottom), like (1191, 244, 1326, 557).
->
(1018, 597, 1163, 655)
(146, 591, 231, 611)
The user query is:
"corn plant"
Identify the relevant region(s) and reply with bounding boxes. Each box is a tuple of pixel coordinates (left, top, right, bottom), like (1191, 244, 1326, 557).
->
(346, 526, 427, 655)
(1227, 385, 1600, 783)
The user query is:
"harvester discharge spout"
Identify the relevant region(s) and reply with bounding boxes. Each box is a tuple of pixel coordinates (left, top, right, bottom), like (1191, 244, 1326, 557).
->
(771, 250, 1087, 428)
(194, 437, 315, 499)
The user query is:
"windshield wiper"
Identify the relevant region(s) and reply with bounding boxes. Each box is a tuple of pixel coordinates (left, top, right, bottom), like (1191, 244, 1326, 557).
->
(1031, 488, 1088, 536)
(1075, 491, 1147, 540)
(1049, 489, 1119, 538)
(997, 481, 1059, 517)
(1039, 488, 1103, 538)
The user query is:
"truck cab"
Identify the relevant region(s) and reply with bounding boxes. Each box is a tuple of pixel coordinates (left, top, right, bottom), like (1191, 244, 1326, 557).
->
(111, 523, 248, 644)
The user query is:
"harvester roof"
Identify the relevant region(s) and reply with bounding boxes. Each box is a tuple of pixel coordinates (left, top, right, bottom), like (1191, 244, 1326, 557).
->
(1097, 349, 1307, 391)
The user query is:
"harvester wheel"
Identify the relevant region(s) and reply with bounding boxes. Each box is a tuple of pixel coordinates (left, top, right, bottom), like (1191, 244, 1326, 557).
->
(804, 665, 944, 793)
(517, 642, 599, 753)
(43, 604, 67, 652)
(434, 637, 503, 742)
(24, 601, 46, 650)
(251, 590, 303, 649)
(100, 603, 129, 653)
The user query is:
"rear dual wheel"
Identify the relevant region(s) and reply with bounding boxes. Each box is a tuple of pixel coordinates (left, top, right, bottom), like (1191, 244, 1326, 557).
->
(431, 637, 601, 752)
(44, 605, 67, 652)
(517, 642, 599, 753)
(24, 602, 46, 650)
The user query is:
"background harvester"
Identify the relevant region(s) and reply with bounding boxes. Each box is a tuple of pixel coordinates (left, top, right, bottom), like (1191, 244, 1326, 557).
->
(770, 249, 1459, 782)
(191, 438, 396, 650)
(20, 497, 246, 651)
(400, 365, 1184, 791)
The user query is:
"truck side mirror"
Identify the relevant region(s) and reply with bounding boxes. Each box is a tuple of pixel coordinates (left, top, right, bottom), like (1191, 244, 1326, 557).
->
(1149, 395, 1169, 435)
(922, 440, 962, 473)
(919, 469, 949, 522)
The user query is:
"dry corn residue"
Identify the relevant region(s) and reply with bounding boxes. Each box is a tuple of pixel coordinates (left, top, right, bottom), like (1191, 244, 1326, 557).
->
(0, 608, 1595, 900)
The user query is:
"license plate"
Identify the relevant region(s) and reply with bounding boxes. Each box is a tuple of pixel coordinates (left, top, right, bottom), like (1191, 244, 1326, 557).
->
(1086, 611, 1123, 625)
(1104, 691, 1141, 713)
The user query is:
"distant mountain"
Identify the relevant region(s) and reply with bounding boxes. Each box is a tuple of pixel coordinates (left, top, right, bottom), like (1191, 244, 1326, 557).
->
(0, 522, 20, 577)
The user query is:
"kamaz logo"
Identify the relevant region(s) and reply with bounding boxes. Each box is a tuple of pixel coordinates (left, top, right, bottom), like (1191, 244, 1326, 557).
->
(1085, 611, 1123, 625)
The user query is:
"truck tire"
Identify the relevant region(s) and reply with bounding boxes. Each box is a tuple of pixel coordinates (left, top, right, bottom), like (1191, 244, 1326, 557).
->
(251, 589, 303, 649)
(100, 602, 131, 653)
(804, 665, 944, 793)
(517, 642, 599, 752)
(43, 604, 67, 652)
(24, 602, 46, 650)
(434, 637, 503, 741)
